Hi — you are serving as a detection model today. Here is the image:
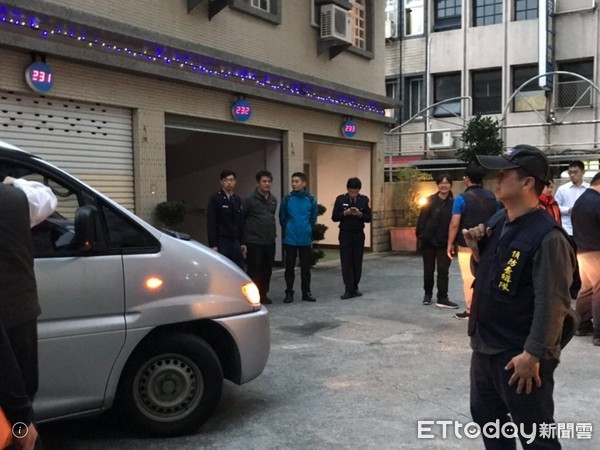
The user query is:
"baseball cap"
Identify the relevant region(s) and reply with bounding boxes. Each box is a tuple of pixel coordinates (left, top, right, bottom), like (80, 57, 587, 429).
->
(476, 145, 550, 182)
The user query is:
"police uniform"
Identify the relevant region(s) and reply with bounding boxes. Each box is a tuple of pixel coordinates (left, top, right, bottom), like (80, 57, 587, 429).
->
(331, 193, 371, 296)
(207, 189, 245, 268)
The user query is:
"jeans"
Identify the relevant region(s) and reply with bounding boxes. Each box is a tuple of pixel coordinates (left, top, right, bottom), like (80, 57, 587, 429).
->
(284, 244, 312, 295)
(421, 245, 451, 300)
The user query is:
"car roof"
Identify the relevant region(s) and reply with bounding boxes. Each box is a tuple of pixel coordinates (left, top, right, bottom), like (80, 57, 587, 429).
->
(0, 139, 41, 160)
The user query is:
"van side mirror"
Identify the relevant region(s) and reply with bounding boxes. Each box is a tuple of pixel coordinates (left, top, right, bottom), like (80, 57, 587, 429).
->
(74, 205, 97, 250)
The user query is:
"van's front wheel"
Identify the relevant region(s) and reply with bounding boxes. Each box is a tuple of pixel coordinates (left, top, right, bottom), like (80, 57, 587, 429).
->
(119, 333, 223, 436)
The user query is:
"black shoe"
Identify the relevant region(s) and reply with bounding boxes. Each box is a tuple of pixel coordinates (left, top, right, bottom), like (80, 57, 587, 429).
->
(340, 291, 355, 300)
(594, 335, 600, 346)
(302, 293, 316, 302)
(261, 296, 272, 305)
(354, 290, 362, 297)
(422, 294, 432, 305)
(283, 293, 294, 303)
(436, 298, 459, 309)
(575, 320, 594, 336)
(454, 311, 470, 320)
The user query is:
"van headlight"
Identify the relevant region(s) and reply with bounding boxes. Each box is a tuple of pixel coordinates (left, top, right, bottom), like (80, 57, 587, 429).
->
(242, 282, 261, 307)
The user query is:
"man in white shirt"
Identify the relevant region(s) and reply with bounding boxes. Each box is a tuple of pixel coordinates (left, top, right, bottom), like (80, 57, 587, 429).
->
(555, 160, 590, 235)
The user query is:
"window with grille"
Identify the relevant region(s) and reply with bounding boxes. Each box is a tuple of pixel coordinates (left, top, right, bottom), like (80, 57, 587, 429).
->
(472, 69, 502, 114)
(473, 0, 502, 26)
(351, 0, 367, 50)
(514, 0, 537, 21)
(557, 60, 594, 108)
(434, 0, 462, 31)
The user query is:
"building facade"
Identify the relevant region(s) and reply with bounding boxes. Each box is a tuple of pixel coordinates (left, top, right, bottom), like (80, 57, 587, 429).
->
(0, 0, 396, 253)
(388, 0, 600, 173)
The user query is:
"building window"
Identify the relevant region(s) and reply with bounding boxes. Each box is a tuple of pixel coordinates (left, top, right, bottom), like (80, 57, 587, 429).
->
(351, 0, 367, 50)
(557, 60, 594, 108)
(231, 0, 281, 24)
(512, 65, 546, 112)
(433, 73, 461, 117)
(472, 69, 502, 115)
(434, 0, 462, 31)
(514, 0, 537, 21)
(404, 0, 424, 36)
(386, 77, 400, 119)
(405, 77, 425, 120)
(473, 0, 502, 27)
(250, 0, 270, 12)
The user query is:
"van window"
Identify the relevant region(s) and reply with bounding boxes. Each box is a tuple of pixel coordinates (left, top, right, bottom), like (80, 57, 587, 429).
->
(100, 202, 160, 252)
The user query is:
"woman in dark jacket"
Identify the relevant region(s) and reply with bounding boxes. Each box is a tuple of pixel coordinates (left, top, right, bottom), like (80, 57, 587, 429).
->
(416, 174, 454, 305)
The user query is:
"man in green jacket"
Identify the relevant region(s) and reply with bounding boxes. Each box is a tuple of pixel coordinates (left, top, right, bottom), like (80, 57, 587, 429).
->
(243, 170, 278, 305)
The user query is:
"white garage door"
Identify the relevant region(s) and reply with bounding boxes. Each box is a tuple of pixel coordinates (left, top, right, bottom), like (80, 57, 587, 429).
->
(0, 91, 134, 211)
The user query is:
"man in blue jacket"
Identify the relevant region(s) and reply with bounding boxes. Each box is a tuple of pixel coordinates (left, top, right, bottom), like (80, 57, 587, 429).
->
(279, 172, 318, 303)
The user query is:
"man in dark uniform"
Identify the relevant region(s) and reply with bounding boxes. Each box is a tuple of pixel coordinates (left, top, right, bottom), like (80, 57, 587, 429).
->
(463, 145, 576, 449)
(331, 177, 371, 299)
(207, 170, 246, 269)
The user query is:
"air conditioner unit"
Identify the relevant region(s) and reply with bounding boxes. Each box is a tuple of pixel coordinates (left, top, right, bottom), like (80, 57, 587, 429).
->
(428, 131, 453, 149)
(320, 3, 352, 43)
(385, 20, 397, 39)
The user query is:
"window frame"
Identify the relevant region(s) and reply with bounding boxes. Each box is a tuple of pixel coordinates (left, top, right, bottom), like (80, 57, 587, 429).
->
(404, 0, 424, 37)
(230, 0, 282, 24)
(557, 59, 594, 109)
(385, 75, 401, 120)
(404, 75, 425, 121)
(514, 0, 538, 21)
(472, 0, 503, 27)
(512, 64, 546, 112)
(433, 0, 462, 32)
(472, 68, 503, 115)
(433, 72, 462, 118)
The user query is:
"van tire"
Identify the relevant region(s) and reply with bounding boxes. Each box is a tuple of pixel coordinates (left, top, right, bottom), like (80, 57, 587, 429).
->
(118, 333, 223, 436)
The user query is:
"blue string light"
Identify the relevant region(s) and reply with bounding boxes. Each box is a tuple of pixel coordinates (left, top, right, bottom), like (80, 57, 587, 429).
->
(0, 7, 386, 115)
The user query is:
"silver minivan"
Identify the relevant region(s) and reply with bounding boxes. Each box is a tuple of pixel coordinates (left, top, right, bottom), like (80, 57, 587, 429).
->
(0, 140, 270, 436)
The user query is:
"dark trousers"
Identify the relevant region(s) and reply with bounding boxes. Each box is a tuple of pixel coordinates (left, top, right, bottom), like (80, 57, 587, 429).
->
(339, 231, 365, 293)
(217, 237, 245, 269)
(246, 243, 276, 299)
(5, 319, 39, 399)
(470, 351, 560, 450)
(421, 245, 451, 300)
(284, 244, 312, 295)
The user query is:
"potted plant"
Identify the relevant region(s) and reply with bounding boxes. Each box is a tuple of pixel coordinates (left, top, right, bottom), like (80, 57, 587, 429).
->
(311, 204, 328, 265)
(155, 201, 186, 229)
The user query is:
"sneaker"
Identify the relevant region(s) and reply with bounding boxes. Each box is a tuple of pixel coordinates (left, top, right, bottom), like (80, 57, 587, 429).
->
(422, 294, 433, 305)
(436, 298, 459, 309)
(454, 311, 470, 320)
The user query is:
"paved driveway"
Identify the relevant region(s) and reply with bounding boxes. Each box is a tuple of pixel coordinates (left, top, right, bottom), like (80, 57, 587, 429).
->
(40, 254, 598, 449)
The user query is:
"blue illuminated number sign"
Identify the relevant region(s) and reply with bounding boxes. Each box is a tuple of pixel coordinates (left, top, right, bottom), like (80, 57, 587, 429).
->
(342, 120, 357, 138)
(25, 62, 55, 93)
(231, 100, 252, 122)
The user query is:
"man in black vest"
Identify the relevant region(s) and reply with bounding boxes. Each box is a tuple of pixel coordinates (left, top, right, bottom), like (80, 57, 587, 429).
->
(447, 164, 497, 318)
(207, 170, 246, 269)
(463, 145, 575, 449)
(331, 177, 371, 299)
(1, 174, 57, 449)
